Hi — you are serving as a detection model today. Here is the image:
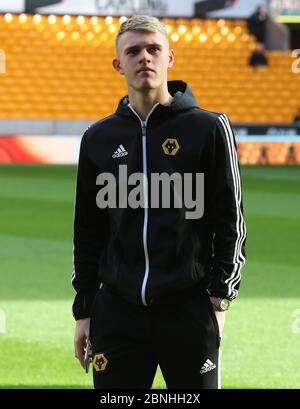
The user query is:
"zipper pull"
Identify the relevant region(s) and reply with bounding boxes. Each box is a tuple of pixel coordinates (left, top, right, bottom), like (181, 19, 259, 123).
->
(142, 122, 146, 136)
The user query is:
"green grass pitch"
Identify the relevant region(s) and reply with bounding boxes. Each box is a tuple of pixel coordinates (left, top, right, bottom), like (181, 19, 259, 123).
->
(0, 164, 299, 388)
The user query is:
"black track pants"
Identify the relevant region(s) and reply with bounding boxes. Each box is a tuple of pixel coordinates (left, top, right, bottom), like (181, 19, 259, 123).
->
(89, 285, 221, 389)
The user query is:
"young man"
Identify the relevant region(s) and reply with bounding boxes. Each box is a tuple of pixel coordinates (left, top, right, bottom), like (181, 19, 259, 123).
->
(72, 15, 246, 389)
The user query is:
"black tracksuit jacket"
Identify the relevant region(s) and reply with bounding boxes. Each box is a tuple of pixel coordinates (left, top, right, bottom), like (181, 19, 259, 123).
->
(72, 81, 246, 320)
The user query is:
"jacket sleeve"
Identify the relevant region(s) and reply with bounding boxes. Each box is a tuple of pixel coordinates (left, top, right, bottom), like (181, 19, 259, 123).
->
(71, 131, 109, 320)
(207, 114, 246, 301)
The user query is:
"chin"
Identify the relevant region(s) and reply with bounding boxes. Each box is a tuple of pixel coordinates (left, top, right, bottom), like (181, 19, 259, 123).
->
(130, 80, 158, 92)
(139, 80, 158, 90)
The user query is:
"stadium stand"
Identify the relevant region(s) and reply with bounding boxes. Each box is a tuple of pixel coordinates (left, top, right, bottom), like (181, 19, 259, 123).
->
(0, 13, 299, 123)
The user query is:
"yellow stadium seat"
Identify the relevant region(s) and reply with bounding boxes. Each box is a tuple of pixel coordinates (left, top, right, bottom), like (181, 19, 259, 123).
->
(0, 14, 296, 123)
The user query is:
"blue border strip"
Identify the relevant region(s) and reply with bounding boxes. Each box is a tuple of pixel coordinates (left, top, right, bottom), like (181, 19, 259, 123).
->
(236, 135, 300, 142)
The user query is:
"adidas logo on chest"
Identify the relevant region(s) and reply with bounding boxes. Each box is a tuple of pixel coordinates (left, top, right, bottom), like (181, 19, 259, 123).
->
(112, 144, 128, 158)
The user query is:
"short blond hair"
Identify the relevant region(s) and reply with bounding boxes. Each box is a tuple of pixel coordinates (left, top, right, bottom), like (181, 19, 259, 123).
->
(116, 15, 168, 50)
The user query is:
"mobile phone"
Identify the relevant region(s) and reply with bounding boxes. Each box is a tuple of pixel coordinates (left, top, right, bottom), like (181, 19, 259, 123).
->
(84, 341, 93, 373)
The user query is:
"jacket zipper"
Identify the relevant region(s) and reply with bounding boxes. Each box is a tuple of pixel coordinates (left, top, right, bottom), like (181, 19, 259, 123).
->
(128, 103, 159, 306)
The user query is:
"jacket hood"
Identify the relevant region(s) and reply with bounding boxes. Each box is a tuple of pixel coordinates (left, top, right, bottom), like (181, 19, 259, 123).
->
(116, 80, 199, 119)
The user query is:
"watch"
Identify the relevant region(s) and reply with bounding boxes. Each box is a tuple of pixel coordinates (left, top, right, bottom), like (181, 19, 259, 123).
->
(210, 297, 230, 311)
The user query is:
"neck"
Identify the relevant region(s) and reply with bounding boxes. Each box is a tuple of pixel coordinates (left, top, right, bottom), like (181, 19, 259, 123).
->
(128, 84, 173, 121)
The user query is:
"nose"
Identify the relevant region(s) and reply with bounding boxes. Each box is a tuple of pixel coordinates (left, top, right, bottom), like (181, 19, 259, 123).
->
(139, 49, 151, 64)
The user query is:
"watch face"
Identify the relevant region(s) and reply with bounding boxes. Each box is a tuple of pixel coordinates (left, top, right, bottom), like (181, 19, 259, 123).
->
(220, 299, 230, 311)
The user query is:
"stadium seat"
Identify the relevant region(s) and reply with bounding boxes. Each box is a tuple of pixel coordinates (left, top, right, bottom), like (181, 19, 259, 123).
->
(0, 13, 299, 122)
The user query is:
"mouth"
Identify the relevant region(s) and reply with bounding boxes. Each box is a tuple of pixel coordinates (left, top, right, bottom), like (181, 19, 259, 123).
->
(137, 68, 155, 74)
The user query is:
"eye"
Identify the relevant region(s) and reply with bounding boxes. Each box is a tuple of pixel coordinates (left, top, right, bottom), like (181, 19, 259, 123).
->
(149, 47, 160, 53)
(127, 49, 138, 55)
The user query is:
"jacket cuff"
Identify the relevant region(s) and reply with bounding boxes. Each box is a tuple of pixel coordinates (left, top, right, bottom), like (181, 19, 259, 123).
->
(207, 260, 241, 300)
(72, 289, 98, 320)
(207, 287, 231, 299)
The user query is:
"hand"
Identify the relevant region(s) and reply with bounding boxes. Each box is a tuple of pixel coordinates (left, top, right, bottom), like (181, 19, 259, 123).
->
(74, 318, 91, 369)
(214, 310, 226, 337)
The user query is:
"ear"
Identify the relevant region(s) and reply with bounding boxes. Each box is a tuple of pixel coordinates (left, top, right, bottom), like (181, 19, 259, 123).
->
(168, 48, 175, 69)
(112, 58, 124, 75)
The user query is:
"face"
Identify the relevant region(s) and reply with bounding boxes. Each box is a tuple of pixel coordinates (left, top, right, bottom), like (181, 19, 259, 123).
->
(113, 30, 174, 92)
